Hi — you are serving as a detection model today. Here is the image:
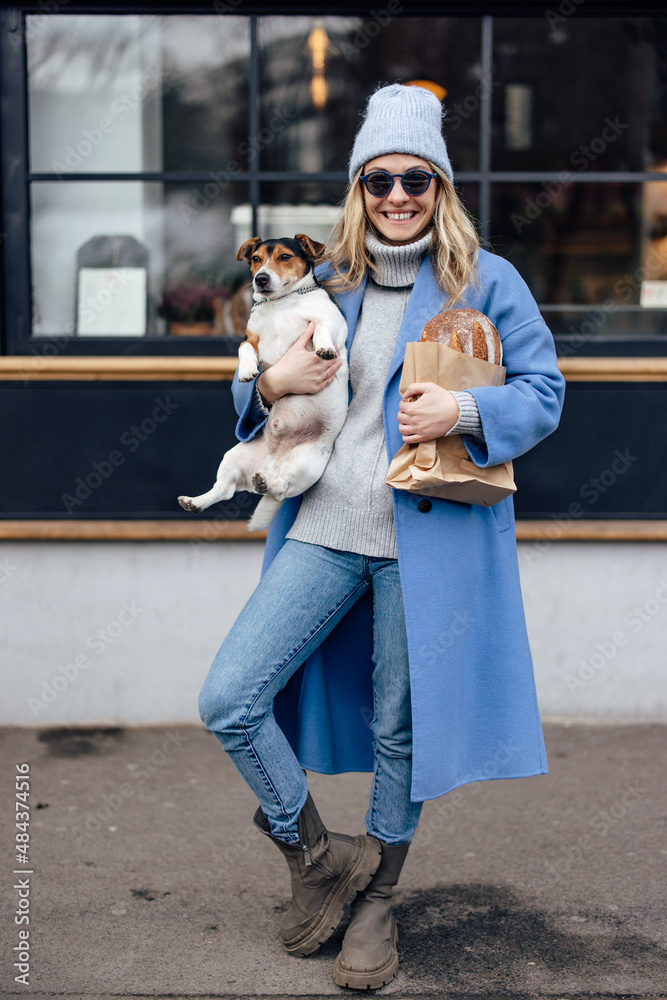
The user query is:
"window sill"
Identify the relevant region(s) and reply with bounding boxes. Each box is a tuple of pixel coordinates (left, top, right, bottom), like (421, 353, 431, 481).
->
(0, 356, 239, 380)
(3, 355, 667, 382)
(0, 520, 666, 542)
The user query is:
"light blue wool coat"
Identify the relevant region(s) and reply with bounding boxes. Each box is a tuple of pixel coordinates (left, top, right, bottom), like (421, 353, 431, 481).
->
(231, 247, 566, 802)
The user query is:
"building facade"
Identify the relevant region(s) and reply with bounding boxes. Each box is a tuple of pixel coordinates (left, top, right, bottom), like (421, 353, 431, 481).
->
(2, 1, 666, 725)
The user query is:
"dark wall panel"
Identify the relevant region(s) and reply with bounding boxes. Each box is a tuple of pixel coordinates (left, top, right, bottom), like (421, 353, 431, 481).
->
(0, 381, 258, 520)
(1, 380, 665, 520)
(513, 383, 666, 518)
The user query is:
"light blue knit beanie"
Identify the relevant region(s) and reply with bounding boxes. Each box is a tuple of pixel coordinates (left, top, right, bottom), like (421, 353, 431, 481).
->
(348, 83, 454, 184)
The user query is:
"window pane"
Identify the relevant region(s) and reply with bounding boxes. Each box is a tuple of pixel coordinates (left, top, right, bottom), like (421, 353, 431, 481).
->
(490, 180, 667, 336)
(30, 182, 248, 337)
(259, 16, 481, 174)
(256, 182, 345, 251)
(492, 18, 667, 172)
(455, 183, 480, 236)
(27, 14, 250, 174)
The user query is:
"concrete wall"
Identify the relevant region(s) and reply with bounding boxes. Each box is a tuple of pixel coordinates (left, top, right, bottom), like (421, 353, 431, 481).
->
(2, 539, 666, 727)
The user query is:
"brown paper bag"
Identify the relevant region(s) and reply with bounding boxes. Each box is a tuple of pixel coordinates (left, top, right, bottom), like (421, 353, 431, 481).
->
(385, 341, 517, 507)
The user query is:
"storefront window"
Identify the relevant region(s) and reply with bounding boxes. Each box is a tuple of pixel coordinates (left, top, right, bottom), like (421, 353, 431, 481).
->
(491, 180, 667, 335)
(26, 14, 250, 340)
(258, 16, 482, 174)
(28, 14, 250, 174)
(4, 11, 666, 351)
(492, 17, 667, 173)
(256, 181, 345, 248)
(31, 182, 248, 336)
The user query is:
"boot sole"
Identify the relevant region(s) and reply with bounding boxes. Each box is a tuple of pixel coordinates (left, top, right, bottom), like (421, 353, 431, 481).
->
(282, 835, 382, 958)
(332, 917, 399, 990)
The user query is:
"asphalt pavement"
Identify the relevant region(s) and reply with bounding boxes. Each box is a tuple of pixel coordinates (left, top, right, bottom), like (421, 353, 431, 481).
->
(1, 721, 665, 999)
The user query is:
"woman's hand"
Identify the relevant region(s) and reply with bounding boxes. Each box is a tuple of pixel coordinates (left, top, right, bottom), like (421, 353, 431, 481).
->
(257, 322, 343, 406)
(398, 382, 460, 443)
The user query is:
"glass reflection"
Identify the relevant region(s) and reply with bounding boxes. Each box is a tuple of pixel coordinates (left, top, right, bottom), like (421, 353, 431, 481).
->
(27, 14, 250, 173)
(492, 17, 667, 172)
(30, 182, 248, 338)
(490, 178, 667, 336)
(259, 16, 481, 174)
(252, 183, 346, 250)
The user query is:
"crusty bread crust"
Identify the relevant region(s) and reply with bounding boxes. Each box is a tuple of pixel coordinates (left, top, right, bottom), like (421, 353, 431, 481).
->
(420, 308, 502, 365)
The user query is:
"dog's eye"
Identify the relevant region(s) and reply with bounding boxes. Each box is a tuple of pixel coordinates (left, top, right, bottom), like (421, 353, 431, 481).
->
(251, 255, 261, 263)
(278, 254, 292, 261)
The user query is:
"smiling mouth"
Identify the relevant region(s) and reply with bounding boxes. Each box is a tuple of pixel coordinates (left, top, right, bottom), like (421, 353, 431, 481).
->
(382, 211, 417, 221)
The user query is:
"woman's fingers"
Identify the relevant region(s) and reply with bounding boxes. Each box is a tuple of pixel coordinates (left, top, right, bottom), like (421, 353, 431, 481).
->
(266, 325, 344, 397)
(321, 358, 342, 378)
(313, 356, 343, 391)
(397, 383, 460, 441)
(295, 320, 316, 347)
(400, 382, 437, 396)
(280, 321, 315, 363)
(399, 382, 436, 407)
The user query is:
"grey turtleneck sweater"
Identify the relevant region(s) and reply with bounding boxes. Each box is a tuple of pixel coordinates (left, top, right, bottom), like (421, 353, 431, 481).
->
(258, 231, 483, 559)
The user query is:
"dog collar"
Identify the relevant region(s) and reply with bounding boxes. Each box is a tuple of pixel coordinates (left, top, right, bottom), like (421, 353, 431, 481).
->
(251, 279, 320, 310)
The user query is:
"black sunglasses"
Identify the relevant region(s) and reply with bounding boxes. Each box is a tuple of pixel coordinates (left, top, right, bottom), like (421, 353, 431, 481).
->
(359, 169, 438, 198)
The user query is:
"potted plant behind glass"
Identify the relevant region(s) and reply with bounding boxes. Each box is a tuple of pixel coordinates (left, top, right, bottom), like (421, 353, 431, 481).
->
(158, 281, 231, 335)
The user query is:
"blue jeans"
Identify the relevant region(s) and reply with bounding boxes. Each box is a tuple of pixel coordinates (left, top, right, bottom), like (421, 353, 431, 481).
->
(199, 539, 422, 845)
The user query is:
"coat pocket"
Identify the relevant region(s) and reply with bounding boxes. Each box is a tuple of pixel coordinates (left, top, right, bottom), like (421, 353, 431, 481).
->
(490, 497, 511, 533)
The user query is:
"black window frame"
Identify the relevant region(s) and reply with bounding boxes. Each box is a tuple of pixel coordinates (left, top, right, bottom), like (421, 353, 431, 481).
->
(2, 1, 667, 359)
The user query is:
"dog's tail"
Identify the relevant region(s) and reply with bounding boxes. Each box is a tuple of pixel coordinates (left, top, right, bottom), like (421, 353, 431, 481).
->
(247, 495, 283, 532)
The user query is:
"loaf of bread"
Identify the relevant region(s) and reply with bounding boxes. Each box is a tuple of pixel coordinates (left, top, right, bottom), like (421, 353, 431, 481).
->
(420, 308, 502, 366)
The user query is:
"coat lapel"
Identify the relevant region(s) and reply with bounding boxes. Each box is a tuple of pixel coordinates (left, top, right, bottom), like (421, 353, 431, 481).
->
(381, 256, 448, 457)
(385, 254, 448, 387)
(324, 254, 450, 378)
(330, 257, 448, 456)
(333, 273, 369, 363)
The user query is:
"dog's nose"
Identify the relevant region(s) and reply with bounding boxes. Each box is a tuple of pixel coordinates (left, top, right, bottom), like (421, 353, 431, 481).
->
(254, 272, 270, 289)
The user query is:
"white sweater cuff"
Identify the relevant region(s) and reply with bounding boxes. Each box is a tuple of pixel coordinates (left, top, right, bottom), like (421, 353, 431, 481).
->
(446, 390, 484, 441)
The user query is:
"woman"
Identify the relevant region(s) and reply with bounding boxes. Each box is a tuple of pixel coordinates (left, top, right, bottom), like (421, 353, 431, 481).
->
(199, 84, 565, 990)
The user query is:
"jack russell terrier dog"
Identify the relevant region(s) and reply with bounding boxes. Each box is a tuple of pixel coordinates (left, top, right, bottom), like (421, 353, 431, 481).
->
(177, 234, 349, 530)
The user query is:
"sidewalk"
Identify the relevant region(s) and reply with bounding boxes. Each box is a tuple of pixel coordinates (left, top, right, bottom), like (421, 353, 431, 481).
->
(1, 721, 665, 999)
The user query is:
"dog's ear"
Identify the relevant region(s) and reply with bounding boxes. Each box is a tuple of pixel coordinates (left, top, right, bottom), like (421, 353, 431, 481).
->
(294, 234, 326, 262)
(237, 237, 262, 263)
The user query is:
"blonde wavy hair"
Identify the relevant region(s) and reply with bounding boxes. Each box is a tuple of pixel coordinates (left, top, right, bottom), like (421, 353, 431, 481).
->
(322, 162, 483, 308)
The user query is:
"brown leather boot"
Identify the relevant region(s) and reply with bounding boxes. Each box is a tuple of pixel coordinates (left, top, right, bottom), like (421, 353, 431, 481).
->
(333, 838, 410, 989)
(253, 794, 382, 958)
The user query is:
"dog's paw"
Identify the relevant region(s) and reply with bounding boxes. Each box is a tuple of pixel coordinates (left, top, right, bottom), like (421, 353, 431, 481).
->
(238, 369, 259, 383)
(251, 473, 269, 495)
(178, 495, 201, 512)
(315, 347, 337, 360)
